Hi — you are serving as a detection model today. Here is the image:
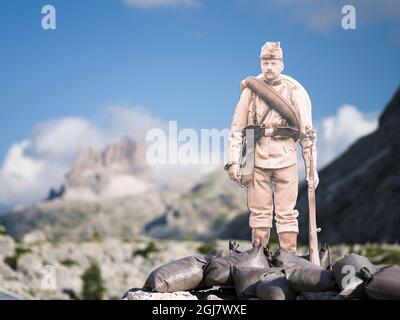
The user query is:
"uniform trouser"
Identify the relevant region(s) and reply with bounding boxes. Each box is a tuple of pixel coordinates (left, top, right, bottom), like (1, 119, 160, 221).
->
(247, 163, 299, 234)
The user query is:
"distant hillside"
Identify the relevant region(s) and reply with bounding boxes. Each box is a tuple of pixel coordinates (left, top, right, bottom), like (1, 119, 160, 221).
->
(0, 138, 168, 241)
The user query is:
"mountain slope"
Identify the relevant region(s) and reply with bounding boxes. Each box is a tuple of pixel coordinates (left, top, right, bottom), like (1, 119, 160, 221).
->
(296, 87, 400, 244)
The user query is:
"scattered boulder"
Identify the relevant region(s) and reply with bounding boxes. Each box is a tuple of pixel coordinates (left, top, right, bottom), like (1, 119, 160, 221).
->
(125, 288, 198, 300)
(22, 230, 47, 245)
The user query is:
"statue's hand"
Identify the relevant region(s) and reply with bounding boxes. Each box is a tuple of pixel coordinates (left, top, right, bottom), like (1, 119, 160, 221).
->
(228, 163, 241, 184)
(306, 168, 319, 189)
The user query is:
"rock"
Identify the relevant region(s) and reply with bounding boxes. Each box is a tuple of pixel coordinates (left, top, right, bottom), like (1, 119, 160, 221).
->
(17, 254, 43, 278)
(22, 230, 47, 245)
(206, 294, 224, 300)
(125, 288, 198, 300)
(0, 234, 16, 257)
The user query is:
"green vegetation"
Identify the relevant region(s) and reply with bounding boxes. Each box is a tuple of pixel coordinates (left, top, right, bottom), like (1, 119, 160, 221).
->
(89, 231, 102, 242)
(197, 242, 216, 255)
(61, 259, 79, 267)
(81, 262, 105, 300)
(132, 241, 160, 258)
(3, 246, 32, 270)
(0, 224, 7, 235)
(364, 246, 400, 265)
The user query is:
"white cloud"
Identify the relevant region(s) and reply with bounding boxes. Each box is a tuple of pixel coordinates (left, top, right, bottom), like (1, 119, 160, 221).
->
(0, 140, 59, 206)
(0, 108, 162, 207)
(315, 104, 378, 168)
(105, 105, 167, 140)
(0, 106, 220, 207)
(0, 118, 105, 207)
(122, 0, 200, 8)
(32, 117, 104, 162)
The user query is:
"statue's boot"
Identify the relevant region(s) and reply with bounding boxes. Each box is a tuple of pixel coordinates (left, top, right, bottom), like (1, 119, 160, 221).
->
(252, 227, 270, 248)
(278, 232, 298, 255)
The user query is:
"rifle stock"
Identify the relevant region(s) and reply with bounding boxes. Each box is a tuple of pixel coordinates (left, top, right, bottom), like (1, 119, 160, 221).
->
(306, 127, 320, 267)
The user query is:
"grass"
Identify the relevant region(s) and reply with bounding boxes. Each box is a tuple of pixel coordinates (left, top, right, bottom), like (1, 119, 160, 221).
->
(0, 225, 8, 235)
(364, 246, 400, 265)
(81, 262, 105, 300)
(3, 246, 32, 270)
(60, 259, 79, 267)
(132, 241, 160, 259)
(197, 242, 216, 255)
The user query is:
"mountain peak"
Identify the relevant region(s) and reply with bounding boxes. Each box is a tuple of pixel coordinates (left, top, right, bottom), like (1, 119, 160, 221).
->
(63, 137, 156, 200)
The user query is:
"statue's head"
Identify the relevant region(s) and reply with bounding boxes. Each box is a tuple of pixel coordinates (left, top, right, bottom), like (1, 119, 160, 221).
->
(259, 42, 284, 81)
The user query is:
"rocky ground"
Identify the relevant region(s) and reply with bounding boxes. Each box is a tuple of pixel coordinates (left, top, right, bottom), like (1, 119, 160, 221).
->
(0, 228, 399, 300)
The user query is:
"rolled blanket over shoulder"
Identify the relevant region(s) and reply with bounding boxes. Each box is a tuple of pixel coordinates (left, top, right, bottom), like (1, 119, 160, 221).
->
(242, 76, 300, 130)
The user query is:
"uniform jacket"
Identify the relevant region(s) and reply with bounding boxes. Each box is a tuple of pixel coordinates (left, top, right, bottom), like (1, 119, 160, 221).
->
(225, 73, 317, 170)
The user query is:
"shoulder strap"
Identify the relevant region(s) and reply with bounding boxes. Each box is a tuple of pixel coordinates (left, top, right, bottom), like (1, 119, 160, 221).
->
(251, 91, 258, 125)
(243, 77, 300, 129)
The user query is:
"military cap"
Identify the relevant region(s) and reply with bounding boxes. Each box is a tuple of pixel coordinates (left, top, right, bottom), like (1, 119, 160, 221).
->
(260, 41, 283, 60)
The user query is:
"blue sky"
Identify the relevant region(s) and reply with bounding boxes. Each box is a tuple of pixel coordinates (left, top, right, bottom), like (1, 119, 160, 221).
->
(0, 0, 399, 206)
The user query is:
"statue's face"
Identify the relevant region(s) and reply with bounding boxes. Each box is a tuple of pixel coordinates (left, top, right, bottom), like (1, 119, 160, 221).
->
(260, 58, 284, 81)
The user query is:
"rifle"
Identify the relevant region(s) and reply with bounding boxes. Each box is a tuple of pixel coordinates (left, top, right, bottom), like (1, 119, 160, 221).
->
(305, 126, 320, 267)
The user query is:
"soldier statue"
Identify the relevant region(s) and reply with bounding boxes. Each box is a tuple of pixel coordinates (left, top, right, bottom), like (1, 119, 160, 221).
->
(225, 41, 319, 255)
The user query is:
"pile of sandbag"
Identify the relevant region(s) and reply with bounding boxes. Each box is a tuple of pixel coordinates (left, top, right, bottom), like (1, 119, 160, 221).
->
(141, 241, 400, 300)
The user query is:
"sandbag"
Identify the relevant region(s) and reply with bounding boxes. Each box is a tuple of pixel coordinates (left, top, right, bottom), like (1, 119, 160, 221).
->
(362, 265, 400, 300)
(231, 266, 283, 299)
(256, 270, 297, 300)
(302, 243, 332, 270)
(332, 253, 376, 299)
(203, 246, 269, 287)
(203, 240, 241, 261)
(271, 249, 322, 270)
(286, 267, 339, 292)
(144, 255, 208, 292)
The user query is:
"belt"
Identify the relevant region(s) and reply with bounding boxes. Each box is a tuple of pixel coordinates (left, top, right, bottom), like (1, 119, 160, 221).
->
(263, 128, 275, 137)
(243, 125, 300, 141)
(263, 126, 299, 139)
